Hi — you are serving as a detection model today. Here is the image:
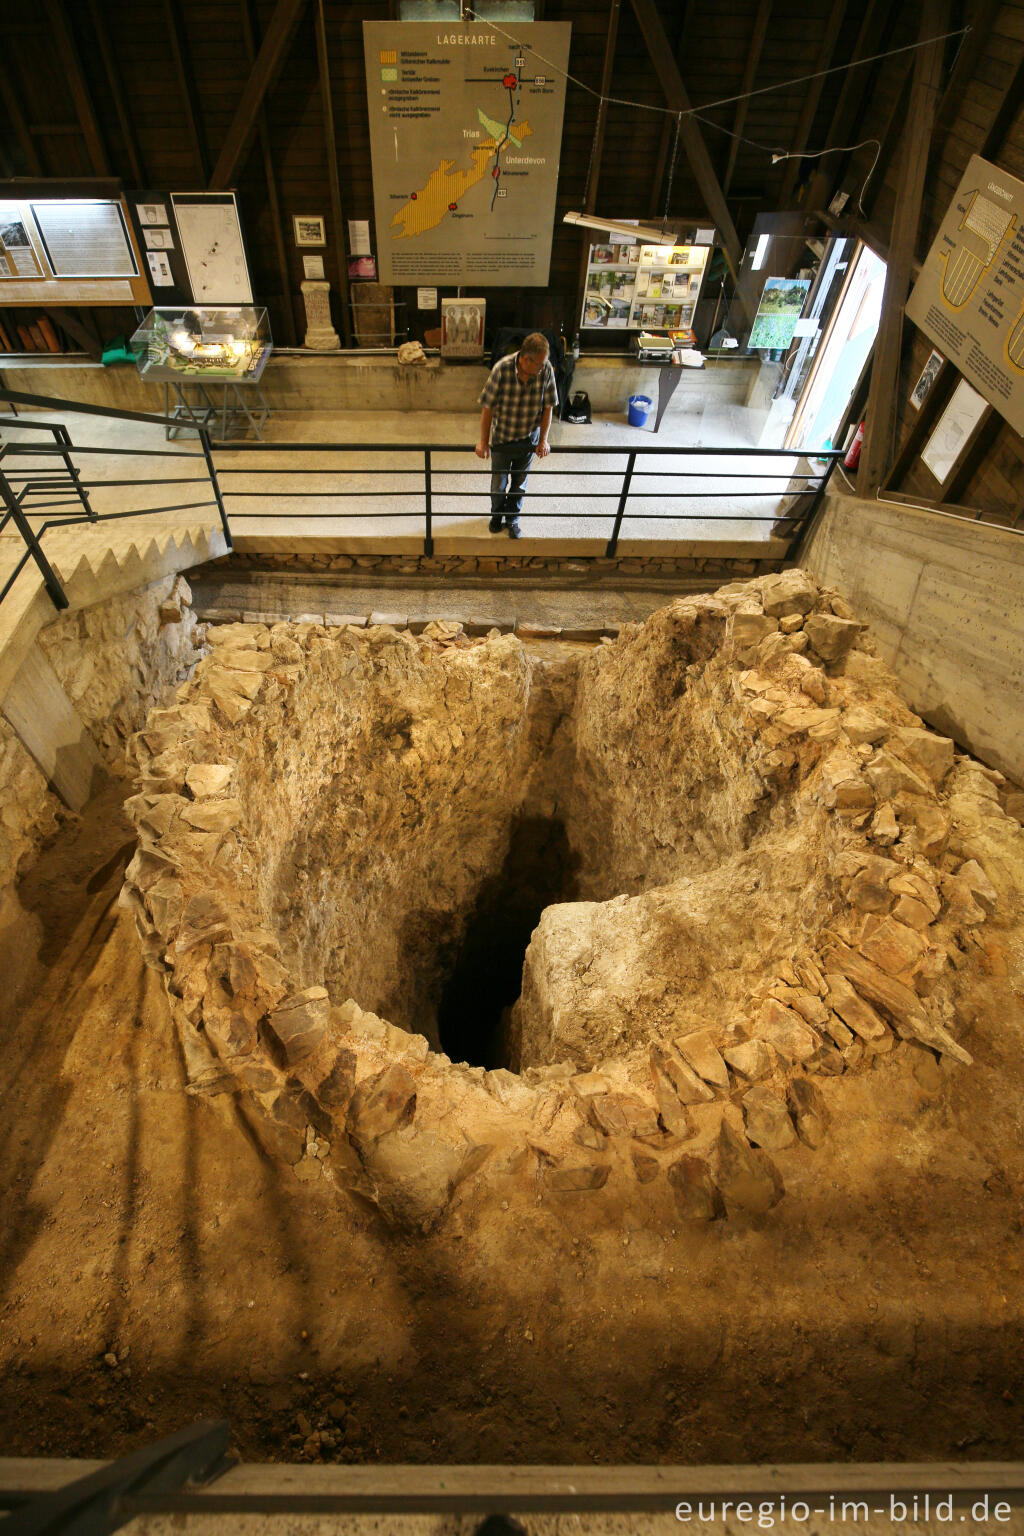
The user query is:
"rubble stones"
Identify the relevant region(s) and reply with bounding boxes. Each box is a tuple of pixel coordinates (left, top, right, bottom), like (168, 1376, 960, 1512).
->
(110, 571, 1011, 1230)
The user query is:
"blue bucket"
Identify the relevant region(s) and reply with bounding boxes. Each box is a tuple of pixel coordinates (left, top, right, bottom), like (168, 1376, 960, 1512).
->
(628, 393, 653, 428)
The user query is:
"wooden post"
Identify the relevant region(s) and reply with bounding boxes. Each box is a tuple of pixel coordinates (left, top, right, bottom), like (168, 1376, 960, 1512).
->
(857, 0, 948, 497)
(0, 57, 43, 175)
(575, 0, 622, 338)
(314, 0, 353, 347)
(240, 0, 299, 347)
(46, 0, 110, 175)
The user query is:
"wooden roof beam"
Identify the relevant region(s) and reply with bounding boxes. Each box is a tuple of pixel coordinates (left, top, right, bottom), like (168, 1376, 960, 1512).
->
(627, 0, 742, 280)
(209, 0, 311, 190)
(858, 0, 948, 497)
(45, 0, 110, 175)
(241, 0, 297, 346)
(776, 0, 849, 208)
(584, 0, 622, 213)
(723, 0, 772, 198)
(164, 0, 210, 184)
(87, 0, 146, 186)
(802, 0, 895, 220)
(0, 56, 43, 175)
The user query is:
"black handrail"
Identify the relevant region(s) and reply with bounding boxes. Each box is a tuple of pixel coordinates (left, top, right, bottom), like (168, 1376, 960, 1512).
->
(0, 384, 842, 609)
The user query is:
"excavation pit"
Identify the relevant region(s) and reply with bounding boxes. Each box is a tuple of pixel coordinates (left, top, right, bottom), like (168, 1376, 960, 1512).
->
(120, 572, 1011, 1231)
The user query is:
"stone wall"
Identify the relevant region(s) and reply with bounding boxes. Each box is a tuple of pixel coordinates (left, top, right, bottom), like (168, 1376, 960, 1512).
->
(0, 716, 63, 902)
(118, 572, 1024, 1232)
(36, 574, 206, 771)
(799, 491, 1024, 785)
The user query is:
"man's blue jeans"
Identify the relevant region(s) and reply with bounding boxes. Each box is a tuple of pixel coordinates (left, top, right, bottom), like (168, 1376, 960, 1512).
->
(490, 431, 538, 520)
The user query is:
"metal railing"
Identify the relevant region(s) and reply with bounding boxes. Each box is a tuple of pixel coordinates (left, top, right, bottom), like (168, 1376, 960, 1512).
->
(0, 386, 842, 611)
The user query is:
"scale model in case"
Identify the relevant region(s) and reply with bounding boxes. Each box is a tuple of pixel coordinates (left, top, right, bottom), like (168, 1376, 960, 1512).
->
(131, 305, 271, 380)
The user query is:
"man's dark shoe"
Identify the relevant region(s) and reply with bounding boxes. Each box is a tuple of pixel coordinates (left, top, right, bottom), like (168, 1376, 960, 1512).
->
(488, 515, 504, 533)
(507, 519, 522, 539)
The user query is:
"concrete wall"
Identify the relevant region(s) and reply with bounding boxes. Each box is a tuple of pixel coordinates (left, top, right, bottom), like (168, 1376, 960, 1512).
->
(1, 353, 756, 419)
(799, 490, 1024, 783)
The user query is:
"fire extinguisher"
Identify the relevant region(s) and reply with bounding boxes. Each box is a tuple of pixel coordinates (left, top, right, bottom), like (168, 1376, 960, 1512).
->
(844, 420, 865, 470)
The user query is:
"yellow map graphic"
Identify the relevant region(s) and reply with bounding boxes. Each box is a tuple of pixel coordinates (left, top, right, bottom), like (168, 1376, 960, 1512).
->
(391, 120, 533, 240)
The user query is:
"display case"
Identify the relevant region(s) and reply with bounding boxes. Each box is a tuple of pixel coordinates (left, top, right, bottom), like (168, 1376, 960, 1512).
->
(131, 305, 271, 381)
(580, 242, 710, 333)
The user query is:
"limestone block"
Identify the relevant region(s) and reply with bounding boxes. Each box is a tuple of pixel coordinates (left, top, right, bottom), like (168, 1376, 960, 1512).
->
(895, 727, 955, 784)
(180, 798, 243, 833)
(823, 971, 888, 1040)
(185, 764, 234, 798)
(674, 1028, 730, 1090)
(347, 1062, 417, 1142)
(843, 708, 889, 746)
(869, 802, 899, 844)
(651, 1045, 715, 1104)
(742, 1084, 797, 1150)
(803, 613, 862, 664)
(267, 986, 330, 1065)
(588, 1092, 659, 1139)
(755, 998, 819, 1061)
(760, 568, 817, 617)
(667, 1155, 722, 1221)
(846, 855, 900, 913)
(632, 1151, 659, 1183)
(865, 751, 932, 800)
(723, 1039, 773, 1080)
(714, 1121, 784, 1216)
(956, 858, 998, 910)
(788, 1078, 828, 1147)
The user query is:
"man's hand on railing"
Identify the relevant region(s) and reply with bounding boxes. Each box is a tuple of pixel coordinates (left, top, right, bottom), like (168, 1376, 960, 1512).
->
(474, 441, 490, 460)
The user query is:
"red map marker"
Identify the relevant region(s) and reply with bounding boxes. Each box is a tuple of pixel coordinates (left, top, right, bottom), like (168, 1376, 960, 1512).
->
(503, 73, 517, 88)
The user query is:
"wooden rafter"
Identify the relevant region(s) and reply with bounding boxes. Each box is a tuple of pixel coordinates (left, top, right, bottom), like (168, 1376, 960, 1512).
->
(583, 0, 622, 213)
(776, 0, 849, 208)
(934, 0, 1000, 138)
(241, 0, 297, 347)
(628, 0, 742, 279)
(314, 0, 353, 347)
(802, 0, 895, 218)
(648, 2, 694, 219)
(980, 44, 1024, 159)
(45, 0, 109, 175)
(87, 0, 145, 186)
(209, 0, 310, 191)
(0, 55, 42, 175)
(723, 0, 773, 198)
(858, 0, 948, 497)
(164, 0, 210, 184)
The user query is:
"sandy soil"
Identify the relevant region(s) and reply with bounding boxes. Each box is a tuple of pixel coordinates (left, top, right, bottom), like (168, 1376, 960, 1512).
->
(1, 780, 1022, 1467)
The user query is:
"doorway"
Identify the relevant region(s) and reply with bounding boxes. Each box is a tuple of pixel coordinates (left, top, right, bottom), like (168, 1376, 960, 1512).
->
(785, 241, 888, 452)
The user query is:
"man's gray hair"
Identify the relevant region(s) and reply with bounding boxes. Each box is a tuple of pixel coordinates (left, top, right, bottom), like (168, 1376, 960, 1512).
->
(520, 332, 550, 359)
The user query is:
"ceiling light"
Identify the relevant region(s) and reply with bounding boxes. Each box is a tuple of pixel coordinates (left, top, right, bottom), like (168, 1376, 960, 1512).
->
(563, 211, 679, 245)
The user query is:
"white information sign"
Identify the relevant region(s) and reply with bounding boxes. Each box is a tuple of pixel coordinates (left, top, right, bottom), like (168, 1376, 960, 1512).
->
(363, 20, 571, 287)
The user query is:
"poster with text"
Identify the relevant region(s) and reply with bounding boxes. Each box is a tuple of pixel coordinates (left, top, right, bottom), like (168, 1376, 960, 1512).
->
(906, 153, 1024, 436)
(363, 20, 571, 287)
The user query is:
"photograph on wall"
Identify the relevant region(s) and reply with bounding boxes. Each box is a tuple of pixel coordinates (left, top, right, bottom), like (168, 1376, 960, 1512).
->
(293, 215, 326, 247)
(364, 20, 571, 287)
(910, 349, 944, 411)
(348, 254, 377, 279)
(747, 277, 811, 350)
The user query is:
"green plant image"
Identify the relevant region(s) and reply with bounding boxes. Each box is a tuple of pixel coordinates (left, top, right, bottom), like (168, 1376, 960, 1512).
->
(748, 278, 811, 350)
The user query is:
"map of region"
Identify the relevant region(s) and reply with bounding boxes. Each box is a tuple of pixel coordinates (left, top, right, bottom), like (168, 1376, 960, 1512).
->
(364, 20, 571, 287)
(392, 122, 533, 240)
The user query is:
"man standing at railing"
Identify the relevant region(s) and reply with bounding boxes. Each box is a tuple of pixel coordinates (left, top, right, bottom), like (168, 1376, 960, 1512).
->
(475, 332, 557, 539)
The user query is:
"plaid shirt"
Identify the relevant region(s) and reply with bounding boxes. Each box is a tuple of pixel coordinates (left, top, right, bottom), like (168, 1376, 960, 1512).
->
(480, 353, 558, 445)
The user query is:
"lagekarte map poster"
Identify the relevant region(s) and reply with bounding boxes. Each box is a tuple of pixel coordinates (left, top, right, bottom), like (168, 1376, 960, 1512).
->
(363, 21, 571, 287)
(906, 154, 1024, 435)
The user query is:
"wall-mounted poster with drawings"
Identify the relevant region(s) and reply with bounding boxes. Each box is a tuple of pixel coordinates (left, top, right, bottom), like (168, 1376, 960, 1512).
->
(171, 191, 253, 303)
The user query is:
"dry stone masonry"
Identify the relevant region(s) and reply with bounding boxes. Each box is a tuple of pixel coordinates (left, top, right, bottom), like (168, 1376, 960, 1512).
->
(119, 569, 1024, 1231)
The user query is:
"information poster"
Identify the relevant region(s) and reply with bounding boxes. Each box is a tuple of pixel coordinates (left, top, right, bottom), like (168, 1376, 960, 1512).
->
(747, 278, 811, 350)
(906, 153, 1024, 435)
(363, 20, 570, 287)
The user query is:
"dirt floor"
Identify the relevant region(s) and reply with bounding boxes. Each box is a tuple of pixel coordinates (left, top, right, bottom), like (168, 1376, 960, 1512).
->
(1, 774, 1023, 1468)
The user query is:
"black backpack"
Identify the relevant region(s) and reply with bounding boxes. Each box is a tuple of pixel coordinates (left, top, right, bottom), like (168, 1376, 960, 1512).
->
(565, 389, 592, 424)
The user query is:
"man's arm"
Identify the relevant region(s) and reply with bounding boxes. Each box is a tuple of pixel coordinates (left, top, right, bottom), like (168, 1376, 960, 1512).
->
(536, 403, 553, 458)
(475, 405, 493, 459)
